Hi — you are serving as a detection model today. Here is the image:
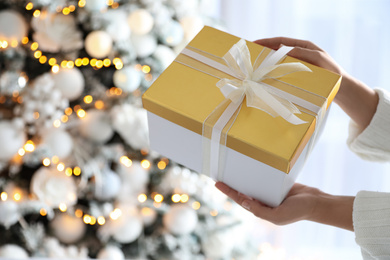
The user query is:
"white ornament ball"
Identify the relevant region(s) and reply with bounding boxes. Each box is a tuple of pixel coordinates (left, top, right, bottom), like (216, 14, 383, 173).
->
(84, 0, 107, 12)
(153, 45, 176, 69)
(112, 215, 143, 243)
(79, 109, 114, 143)
(42, 129, 73, 160)
(0, 201, 20, 228)
(95, 169, 121, 201)
(113, 66, 141, 92)
(163, 204, 198, 235)
(128, 9, 154, 35)
(85, 31, 113, 58)
(119, 162, 149, 190)
(0, 10, 28, 42)
(51, 67, 84, 101)
(31, 167, 77, 208)
(97, 246, 125, 260)
(159, 20, 184, 47)
(180, 15, 204, 41)
(0, 121, 26, 161)
(50, 213, 86, 244)
(103, 10, 131, 41)
(0, 244, 28, 259)
(131, 34, 157, 58)
(201, 231, 235, 259)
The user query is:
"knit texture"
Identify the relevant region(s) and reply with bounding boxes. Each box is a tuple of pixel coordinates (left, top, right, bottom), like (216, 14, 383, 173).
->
(348, 89, 390, 259)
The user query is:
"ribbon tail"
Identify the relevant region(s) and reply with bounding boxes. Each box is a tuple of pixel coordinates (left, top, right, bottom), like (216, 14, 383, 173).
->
(246, 82, 307, 125)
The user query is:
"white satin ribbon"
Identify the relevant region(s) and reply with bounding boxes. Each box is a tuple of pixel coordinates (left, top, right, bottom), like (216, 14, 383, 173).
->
(178, 39, 326, 180)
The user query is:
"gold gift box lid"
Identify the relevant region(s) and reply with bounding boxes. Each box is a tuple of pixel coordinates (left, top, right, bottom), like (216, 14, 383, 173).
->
(142, 26, 341, 173)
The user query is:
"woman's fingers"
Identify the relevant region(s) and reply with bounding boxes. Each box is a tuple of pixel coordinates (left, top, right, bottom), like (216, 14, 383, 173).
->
(254, 37, 323, 51)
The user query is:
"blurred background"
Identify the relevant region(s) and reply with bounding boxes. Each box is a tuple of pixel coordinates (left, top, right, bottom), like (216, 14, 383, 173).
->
(0, 0, 389, 259)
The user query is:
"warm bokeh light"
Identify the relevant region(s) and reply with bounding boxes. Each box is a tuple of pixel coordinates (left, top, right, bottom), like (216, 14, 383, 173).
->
(142, 65, 151, 73)
(53, 119, 61, 128)
(22, 37, 29, 45)
(43, 158, 51, 166)
(75, 209, 83, 218)
(65, 167, 73, 176)
(1, 192, 8, 201)
(40, 208, 47, 216)
(65, 107, 73, 116)
(90, 216, 96, 225)
(97, 216, 105, 225)
(52, 64, 60, 73)
(51, 156, 59, 164)
(26, 2, 33, 10)
(77, 109, 86, 118)
(13, 193, 21, 201)
(109, 208, 122, 220)
(94, 100, 104, 110)
(18, 148, 25, 156)
(59, 203, 67, 212)
(84, 95, 93, 104)
(141, 159, 151, 169)
(192, 201, 201, 210)
(73, 166, 81, 176)
(157, 160, 166, 170)
(33, 10, 41, 17)
(138, 194, 147, 203)
(57, 162, 65, 172)
(180, 194, 189, 203)
(83, 214, 91, 224)
(62, 7, 70, 15)
(154, 194, 163, 203)
(171, 194, 181, 203)
(103, 59, 111, 67)
(210, 210, 218, 217)
(24, 140, 35, 152)
(78, 0, 86, 7)
(120, 156, 132, 167)
(61, 115, 68, 123)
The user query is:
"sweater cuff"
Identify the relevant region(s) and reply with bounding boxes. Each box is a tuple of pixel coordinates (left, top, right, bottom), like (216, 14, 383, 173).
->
(353, 190, 390, 258)
(347, 89, 390, 161)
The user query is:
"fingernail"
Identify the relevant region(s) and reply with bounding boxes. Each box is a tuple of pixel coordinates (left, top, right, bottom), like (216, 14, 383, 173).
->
(242, 200, 251, 210)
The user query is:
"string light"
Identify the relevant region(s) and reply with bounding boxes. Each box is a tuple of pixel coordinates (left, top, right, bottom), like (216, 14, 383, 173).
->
(61, 60, 68, 68)
(138, 194, 147, 203)
(18, 148, 25, 156)
(97, 216, 105, 225)
(24, 140, 35, 152)
(107, 0, 114, 6)
(40, 208, 47, 216)
(13, 193, 21, 201)
(33, 10, 41, 17)
(51, 156, 59, 164)
(57, 162, 65, 172)
(157, 160, 167, 170)
(62, 7, 70, 15)
(172, 194, 181, 203)
(11, 40, 18, 48)
(69, 5, 76, 12)
(61, 115, 68, 123)
(154, 194, 163, 203)
(180, 194, 189, 203)
(34, 50, 42, 59)
(64, 107, 73, 116)
(94, 100, 104, 109)
(90, 216, 97, 225)
(59, 203, 67, 212)
(77, 109, 86, 118)
(142, 65, 151, 73)
(192, 201, 201, 210)
(109, 208, 122, 220)
(39, 56, 47, 64)
(141, 159, 151, 169)
(65, 167, 72, 176)
(1, 192, 8, 201)
(73, 166, 81, 176)
(67, 61, 74, 68)
(84, 95, 93, 104)
(78, 0, 86, 7)
(26, 2, 33, 10)
(43, 158, 51, 166)
(31, 42, 39, 51)
(75, 209, 83, 218)
(53, 119, 61, 128)
(83, 214, 91, 224)
(82, 57, 89, 66)
(120, 156, 132, 167)
(52, 64, 60, 73)
(103, 59, 111, 67)
(210, 210, 218, 216)
(1, 41, 8, 49)
(22, 37, 29, 45)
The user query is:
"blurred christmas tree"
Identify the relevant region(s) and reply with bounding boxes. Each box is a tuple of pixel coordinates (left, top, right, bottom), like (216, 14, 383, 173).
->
(0, 0, 258, 259)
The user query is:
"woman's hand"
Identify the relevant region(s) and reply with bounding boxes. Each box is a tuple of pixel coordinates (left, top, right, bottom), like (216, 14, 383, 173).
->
(215, 182, 355, 231)
(255, 37, 378, 131)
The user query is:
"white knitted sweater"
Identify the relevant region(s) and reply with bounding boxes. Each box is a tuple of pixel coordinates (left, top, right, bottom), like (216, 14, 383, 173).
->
(347, 89, 390, 259)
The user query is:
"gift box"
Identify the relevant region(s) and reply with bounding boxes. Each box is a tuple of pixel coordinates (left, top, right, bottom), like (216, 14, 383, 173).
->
(142, 26, 341, 207)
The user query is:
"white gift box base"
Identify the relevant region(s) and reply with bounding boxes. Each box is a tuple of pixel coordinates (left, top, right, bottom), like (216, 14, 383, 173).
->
(147, 110, 328, 207)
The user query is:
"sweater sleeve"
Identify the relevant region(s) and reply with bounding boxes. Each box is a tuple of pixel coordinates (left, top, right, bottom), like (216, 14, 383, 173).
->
(353, 191, 390, 259)
(348, 89, 390, 259)
(347, 88, 390, 161)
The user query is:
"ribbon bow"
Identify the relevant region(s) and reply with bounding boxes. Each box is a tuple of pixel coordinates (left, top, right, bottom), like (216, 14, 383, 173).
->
(216, 39, 311, 125)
